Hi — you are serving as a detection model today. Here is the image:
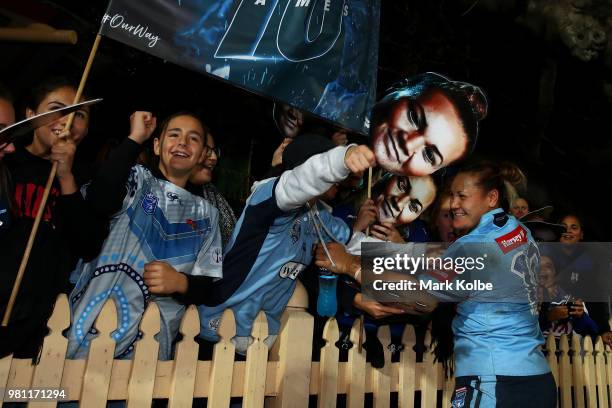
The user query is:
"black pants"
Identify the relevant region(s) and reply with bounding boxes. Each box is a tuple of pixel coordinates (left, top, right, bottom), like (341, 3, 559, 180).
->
(451, 372, 556, 407)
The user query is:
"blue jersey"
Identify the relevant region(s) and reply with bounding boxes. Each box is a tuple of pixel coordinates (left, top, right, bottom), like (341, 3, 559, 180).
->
(199, 177, 351, 341)
(68, 166, 222, 360)
(421, 209, 549, 377)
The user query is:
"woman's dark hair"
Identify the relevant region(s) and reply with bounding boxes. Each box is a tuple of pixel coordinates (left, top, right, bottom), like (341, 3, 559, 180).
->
(145, 111, 210, 172)
(370, 72, 488, 159)
(430, 302, 456, 378)
(26, 76, 81, 110)
(557, 212, 583, 226)
(456, 160, 526, 213)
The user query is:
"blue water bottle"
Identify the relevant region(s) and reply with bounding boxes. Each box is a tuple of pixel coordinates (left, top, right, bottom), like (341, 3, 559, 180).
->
(317, 268, 338, 317)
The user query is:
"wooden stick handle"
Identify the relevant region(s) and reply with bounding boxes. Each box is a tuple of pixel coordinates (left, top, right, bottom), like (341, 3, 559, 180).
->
(2, 34, 102, 327)
(358, 167, 373, 352)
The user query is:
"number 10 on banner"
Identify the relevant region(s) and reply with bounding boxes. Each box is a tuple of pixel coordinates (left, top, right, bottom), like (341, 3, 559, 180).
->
(215, 0, 349, 62)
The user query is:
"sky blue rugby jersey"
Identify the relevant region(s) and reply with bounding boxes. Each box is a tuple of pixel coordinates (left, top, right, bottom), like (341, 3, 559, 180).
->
(199, 177, 351, 342)
(420, 209, 550, 377)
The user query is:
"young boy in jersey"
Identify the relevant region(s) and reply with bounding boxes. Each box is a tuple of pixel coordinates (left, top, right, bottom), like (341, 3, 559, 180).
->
(198, 134, 375, 353)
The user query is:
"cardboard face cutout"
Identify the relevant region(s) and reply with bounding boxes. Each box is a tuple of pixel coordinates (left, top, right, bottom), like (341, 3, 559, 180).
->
(373, 172, 436, 226)
(370, 72, 488, 177)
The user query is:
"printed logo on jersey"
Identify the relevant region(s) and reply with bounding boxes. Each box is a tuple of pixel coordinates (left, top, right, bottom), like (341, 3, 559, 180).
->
(211, 246, 223, 265)
(495, 225, 527, 254)
(452, 387, 467, 408)
(208, 318, 220, 331)
(279, 261, 306, 280)
(141, 192, 158, 215)
(290, 219, 301, 244)
(166, 192, 180, 203)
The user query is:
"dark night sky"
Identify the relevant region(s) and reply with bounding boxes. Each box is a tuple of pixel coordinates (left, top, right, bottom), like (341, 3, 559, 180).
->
(1, 0, 611, 239)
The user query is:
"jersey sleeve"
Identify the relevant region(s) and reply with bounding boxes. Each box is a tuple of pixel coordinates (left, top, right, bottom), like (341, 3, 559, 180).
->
(274, 145, 352, 212)
(192, 206, 223, 279)
(317, 210, 352, 244)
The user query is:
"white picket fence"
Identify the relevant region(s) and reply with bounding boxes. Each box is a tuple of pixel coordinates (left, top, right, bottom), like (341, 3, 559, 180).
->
(1, 283, 611, 407)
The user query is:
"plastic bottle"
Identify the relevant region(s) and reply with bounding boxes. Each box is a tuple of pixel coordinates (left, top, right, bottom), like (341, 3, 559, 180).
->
(317, 268, 338, 317)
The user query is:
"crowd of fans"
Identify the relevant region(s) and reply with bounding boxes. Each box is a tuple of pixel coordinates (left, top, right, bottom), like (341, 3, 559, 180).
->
(0, 76, 610, 379)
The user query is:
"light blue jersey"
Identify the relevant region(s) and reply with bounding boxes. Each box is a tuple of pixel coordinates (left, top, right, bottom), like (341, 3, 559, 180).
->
(199, 177, 351, 343)
(198, 145, 354, 348)
(68, 165, 222, 360)
(421, 209, 549, 377)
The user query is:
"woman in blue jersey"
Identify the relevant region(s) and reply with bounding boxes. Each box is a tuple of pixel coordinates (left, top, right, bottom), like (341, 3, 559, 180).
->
(316, 161, 556, 407)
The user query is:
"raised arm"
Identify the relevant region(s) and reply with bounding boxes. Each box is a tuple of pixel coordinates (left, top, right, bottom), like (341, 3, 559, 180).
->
(86, 111, 156, 216)
(275, 145, 374, 212)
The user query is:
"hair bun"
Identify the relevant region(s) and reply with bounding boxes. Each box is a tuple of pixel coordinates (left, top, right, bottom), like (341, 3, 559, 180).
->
(499, 161, 526, 188)
(453, 82, 488, 121)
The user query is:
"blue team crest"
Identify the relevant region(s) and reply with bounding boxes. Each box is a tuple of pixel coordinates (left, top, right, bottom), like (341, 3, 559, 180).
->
(452, 387, 467, 408)
(290, 219, 301, 244)
(141, 192, 158, 215)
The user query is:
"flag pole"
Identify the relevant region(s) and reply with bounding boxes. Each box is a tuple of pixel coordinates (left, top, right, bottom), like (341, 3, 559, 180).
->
(2, 34, 103, 326)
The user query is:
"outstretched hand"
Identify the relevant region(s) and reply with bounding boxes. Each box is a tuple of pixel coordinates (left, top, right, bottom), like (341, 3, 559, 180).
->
(314, 242, 360, 280)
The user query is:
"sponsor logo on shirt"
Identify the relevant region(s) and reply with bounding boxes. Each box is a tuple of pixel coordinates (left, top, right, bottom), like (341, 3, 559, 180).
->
(495, 225, 527, 254)
(279, 261, 306, 280)
(141, 192, 158, 215)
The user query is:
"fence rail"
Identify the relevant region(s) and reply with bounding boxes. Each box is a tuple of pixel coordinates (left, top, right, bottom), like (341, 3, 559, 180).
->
(1, 290, 611, 407)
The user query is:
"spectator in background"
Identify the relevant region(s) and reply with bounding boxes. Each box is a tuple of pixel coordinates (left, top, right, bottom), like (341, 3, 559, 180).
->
(510, 197, 529, 219)
(0, 77, 93, 359)
(273, 102, 305, 139)
(189, 130, 236, 250)
(428, 187, 456, 242)
(538, 254, 598, 339)
(551, 213, 612, 345)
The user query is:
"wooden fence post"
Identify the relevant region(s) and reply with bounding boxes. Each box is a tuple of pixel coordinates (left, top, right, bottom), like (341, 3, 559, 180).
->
(207, 309, 236, 408)
(572, 335, 585, 408)
(28, 294, 70, 408)
(80, 298, 118, 407)
(168, 305, 200, 408)
(346, 317, 366, 408)
(272, 285, 314, 408)
(420, 330, 437, 408)
(126, 302, 160, 408)
(558, 334, 572, 408)
(582, 335, 596, 408)
(243, 311, 269, 408)
(0, 353, 12, 405)
(606, 344, 612, 408)
(372, 325, 391, 408)
(317, 318, 340, 408)
(594, 337, 608, 408)
(397, 325, 416, 408)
